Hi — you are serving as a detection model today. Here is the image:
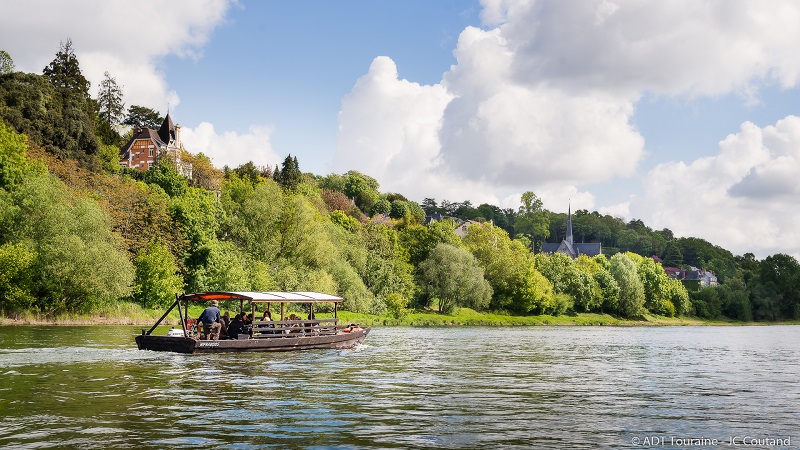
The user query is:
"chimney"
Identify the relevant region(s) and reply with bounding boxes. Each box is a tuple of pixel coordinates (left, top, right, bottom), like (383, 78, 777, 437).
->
(175, 124, 181, 147)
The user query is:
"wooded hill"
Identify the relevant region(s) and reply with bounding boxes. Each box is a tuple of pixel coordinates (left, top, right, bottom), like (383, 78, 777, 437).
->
(1, 43, 798, 322)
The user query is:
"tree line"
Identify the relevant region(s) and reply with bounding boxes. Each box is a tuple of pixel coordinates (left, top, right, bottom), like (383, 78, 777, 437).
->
(0, 41, 798, 322)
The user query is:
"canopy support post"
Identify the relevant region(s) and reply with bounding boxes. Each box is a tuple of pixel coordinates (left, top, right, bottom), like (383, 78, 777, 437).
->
(177, 294, 187, 335)
(146, 297, 180, 335)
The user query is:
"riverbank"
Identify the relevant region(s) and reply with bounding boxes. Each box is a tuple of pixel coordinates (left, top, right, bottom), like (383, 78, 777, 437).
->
(0, 303, 785, 327)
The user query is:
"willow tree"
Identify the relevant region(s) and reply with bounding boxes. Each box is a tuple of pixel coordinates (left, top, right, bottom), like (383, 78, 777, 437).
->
(418, 243, 492, 314)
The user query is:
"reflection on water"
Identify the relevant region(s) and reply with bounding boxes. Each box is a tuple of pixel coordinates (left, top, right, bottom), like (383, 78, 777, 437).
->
(0, 326, 798, 448)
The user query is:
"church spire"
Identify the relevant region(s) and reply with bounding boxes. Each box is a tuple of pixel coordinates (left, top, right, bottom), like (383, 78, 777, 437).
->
(566, 203, 573, 246)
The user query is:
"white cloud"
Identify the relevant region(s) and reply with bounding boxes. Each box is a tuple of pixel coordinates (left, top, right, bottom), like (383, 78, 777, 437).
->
(0, 0, 233, 111)
(180, 122, 280, 169)
(335, 0, 800, 257)
(633, 116, 800, 258)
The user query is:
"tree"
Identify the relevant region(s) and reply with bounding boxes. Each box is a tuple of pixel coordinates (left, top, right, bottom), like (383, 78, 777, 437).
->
(124, 105, 163, 129)
(39, 39, 99, 164)
(0, 50, 14, 75)
(97, 71, 125, 126)
(42, 39, 90, 100)
(609, 253, 645, 318)
(183, 152, 223, 191)
(0, 121, 31, 189)
(463, 223, 554, 313)
(5, 171, 134, 313)
(131, 241, 183, 308)
(0, 242, 37, 314)
(275, 154, 302, 191)
(515, 191, 549, 250)
(418, 244, 492, 314)
(344, 170, 379, 213)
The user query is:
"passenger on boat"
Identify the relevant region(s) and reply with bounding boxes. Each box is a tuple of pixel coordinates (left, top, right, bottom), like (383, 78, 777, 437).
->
(222, 311, 231, 329)
(288, 313, 303, 334)
(262, 311, 275, 330)
(197, 300, 223, 340)
(228, 313, 245, 339)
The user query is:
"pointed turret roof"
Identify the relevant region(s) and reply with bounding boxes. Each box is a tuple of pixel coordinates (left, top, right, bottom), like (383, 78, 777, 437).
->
(158, 113, 176, 144)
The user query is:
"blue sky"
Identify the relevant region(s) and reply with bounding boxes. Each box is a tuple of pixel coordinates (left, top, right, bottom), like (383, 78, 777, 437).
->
(3, 0, 800, 259)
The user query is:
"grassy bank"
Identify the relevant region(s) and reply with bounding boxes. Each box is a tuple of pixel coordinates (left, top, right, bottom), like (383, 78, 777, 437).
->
(336, 308, 737, 327)
(0, 303, 769, 327)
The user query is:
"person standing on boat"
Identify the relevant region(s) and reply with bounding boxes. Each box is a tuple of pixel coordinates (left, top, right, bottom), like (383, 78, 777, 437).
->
(197, 299, 223, 340)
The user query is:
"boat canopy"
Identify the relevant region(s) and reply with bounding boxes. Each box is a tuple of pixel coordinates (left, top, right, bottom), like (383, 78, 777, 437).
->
(179, 291, 344, 303)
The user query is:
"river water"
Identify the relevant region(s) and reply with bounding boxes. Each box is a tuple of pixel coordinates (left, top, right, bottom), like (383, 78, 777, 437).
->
(0, 326, 797, 449)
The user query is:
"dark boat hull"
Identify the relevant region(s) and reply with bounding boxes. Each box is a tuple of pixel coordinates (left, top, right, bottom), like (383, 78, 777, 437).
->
(135, 328, 370, 354)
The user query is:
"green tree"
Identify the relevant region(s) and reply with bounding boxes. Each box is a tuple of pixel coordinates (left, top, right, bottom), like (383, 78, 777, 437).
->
(275, 154, 302, 191)
(463, 223, 554, 313)
(43, 39, 90, 99)
(371, 197, 391, 216)
(609, 253, 645, 318)
(418, 243, 492, 314)
(132, 241, 183, 308)
(97, 71, 125, 126)
(39, 39, 99, 164)
(515, 191, 549, 250)
(344, 170, 379, 213)
(0, 50, 14, 75)
(389, 200, 409, 219)
(0, 120, 31, 189)
(0, 242, 37, 313)
(330, 209, 361, 232)
(124, 105, 162, 129)
(144, 159, 188, 197)
(6, 172, 134, 313)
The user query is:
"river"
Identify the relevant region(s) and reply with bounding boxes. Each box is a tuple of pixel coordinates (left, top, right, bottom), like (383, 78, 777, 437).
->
(0, 326, 797, 449)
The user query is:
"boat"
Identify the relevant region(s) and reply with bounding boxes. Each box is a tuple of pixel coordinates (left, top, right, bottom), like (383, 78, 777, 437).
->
(135, 291, 370, 354)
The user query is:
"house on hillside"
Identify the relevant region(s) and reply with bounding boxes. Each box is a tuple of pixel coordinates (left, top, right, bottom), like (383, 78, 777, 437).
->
(119, 113, 191, 177)
(664, 266, 718, 290)
(541, 205, 602, 258)
(454, 219, 482, 238)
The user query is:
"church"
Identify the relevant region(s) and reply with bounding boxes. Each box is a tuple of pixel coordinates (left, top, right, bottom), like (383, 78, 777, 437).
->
(540, 206, 602, 258)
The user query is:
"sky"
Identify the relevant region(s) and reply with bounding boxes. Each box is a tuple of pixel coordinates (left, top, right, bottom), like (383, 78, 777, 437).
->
(3, 0, 800, 259)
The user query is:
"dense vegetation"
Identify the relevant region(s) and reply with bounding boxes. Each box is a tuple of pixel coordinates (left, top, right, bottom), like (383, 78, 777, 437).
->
(1, 43, 799, 322)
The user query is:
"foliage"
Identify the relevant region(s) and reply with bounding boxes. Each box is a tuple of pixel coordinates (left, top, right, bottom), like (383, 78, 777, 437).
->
(0, 70, 98, 166)
(463, 223, 554, 313)
(0, 120, 30, 188)
(344, 170, 379, 213)
(0, 50, 14, 75)
(144, 159, 188, 197)
(124, 105, 162, 129)
(131, 241, 183, 308)
(384, 292, 409, 318)
(418, 244, 492, 314)
(183, 152, 223, 191)
(515, 191, 550, 249)
(609, 253, 645, 318)
(331, 209, 361, 232)
(0, 242, 37, 313)
(97, 71, 125, 126)
(275, 154, 301, 191)
(3, 170, 133, 314)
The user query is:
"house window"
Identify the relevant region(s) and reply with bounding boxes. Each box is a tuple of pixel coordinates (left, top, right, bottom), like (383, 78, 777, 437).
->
(148, 148, 154, 157)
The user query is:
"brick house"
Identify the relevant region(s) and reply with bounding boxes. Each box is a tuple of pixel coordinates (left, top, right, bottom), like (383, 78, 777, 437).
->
(119, 113, 191, 177)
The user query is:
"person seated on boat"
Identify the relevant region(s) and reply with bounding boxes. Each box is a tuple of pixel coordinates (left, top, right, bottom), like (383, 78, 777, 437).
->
(197, 300, 223, 340)
(261, 310, 275, 333)
(288, 313, 303, 334)
(221, 311, 231, 329)
(227, 313, 245, 339)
